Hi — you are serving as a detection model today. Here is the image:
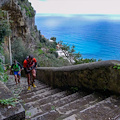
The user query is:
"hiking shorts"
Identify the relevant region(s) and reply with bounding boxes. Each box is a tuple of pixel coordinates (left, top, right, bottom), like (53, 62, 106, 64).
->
(14, 71, 20, 76)
(25, 69, 36, 76)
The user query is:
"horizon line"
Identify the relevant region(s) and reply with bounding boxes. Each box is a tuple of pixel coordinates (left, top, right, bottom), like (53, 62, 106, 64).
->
(36, 13, 120, 16)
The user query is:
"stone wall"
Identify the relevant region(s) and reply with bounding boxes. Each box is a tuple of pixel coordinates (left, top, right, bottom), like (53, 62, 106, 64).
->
(35, 60, 120, 94)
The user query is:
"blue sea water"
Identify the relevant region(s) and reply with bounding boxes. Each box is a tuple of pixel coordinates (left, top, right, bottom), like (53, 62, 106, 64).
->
(35, 14, 120, 60)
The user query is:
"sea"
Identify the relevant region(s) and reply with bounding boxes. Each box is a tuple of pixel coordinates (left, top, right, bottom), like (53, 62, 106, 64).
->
(35, 14, 120, 61)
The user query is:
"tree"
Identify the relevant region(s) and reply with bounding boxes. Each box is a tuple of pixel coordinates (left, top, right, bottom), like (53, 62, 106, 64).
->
(59, 41, 81, 64)
(50, 37, 56, 42)
(0, 10, 11, 43)
(0, 10, 11, 82)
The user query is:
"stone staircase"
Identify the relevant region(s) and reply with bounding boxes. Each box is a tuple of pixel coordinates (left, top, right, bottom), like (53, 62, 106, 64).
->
(6, 75, 120, 120)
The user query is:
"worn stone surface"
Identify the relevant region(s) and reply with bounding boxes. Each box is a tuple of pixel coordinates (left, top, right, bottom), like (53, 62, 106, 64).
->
(4, 61, 120, 120)
(0, 78, 25, 120)
(4, 75, 120, 120)
(35, 60, 120, 94)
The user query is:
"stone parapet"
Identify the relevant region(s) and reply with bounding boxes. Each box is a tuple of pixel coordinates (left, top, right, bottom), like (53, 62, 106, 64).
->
(35, 60, 120, 94)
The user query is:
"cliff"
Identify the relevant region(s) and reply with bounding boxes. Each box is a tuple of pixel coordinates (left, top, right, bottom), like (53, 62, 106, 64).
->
(0, 0, 71, 66)
(0, 0, 41, 52)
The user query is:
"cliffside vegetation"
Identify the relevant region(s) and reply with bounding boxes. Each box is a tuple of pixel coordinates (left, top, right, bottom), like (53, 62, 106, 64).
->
(0, 9, 10, 82)
(34, 36, 71, 67)
(18, 0, 35, 17)
(0, 0, 101, 68)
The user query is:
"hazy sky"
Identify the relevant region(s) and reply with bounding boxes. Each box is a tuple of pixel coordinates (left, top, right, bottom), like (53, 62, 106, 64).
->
(28, 0, 120, 14)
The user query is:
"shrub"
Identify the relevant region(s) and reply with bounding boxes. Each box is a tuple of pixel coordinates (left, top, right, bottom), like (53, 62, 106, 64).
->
(0, 20, 11, 43)
(11, 37, 30, 64)
(40, 37, 47, 43)
(50, 37, 56, 42)
(38, 49, 44, 54)
(49, 48, 56, 53)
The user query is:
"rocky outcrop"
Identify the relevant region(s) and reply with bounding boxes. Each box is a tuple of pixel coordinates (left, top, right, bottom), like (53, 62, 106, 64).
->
(0, 0, 41, 51)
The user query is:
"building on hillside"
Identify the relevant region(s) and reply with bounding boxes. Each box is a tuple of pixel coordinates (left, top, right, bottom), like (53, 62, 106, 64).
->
(56, 50, 65, 58)
(56, 43, 63, 49)
(49, 39, 54, 42)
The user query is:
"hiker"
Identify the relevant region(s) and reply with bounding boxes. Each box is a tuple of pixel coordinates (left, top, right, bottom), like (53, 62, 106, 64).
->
(23, 55, 37, 90)
(10, 60, 22, 85)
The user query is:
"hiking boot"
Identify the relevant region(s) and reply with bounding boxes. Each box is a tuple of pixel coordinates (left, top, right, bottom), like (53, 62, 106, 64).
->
(32, 83, 36, 88)
(28, 86, 31, 90)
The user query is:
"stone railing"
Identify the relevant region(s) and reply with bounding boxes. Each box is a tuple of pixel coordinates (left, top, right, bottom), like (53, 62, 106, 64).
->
(36, 60, 120, 94)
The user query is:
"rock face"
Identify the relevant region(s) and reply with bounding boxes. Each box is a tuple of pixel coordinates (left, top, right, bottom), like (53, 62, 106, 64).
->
(0, 0, 41, 51)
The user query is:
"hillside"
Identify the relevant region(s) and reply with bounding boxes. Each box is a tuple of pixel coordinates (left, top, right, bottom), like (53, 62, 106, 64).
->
(1, 0, 40, 49)
(0, 0, 70, 66)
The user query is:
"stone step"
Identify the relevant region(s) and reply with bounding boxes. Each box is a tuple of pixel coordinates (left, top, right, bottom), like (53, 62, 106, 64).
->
(25, 91, 70, 118)
(64, 96, 120, 120)
(10, 84, 48, 97)
(20, 83, 49, 95)
(104, 107, 120, 120)
(7, 75, 47, 88)
(7, 76, 120, 120)
(20, 86, 51, 99)
(24, 91, 69, 110)
(27, 92, 85, 119)
(26, 91, 85, 117)
(21, 88, 62, 103)
(52, 92, 88, 108)
(31, 93, 104, 120)
(116, 116, 120, 120)
(7, 76, 48, 95)
(40, 92, 87, 113)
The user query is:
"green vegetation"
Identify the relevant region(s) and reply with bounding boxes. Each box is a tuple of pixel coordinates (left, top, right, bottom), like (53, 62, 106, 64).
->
(113, 64, 120, 69)
(34, 37, 71, 67)
(0, 68, 8, 82)
(36, 52, 70, 67)
(59, 41, 81, 64)
(25, 111, 31, 118)
(33, 35, 102, 67)
(0, 10, 11, 43)
(58, 41, 102, 65)
(75, 58, 102, 64)
(51, 106, 56, 110)
(50, 37, 56, 42)
(0, 9, 10, 82)
(18, 0, 35, 17)
(11, 37, 30, 64)
(0, 2, 102, 67)
(70, 87, 79, 93)
(0, 20, 11, 43)
(0, 97, 18, 107)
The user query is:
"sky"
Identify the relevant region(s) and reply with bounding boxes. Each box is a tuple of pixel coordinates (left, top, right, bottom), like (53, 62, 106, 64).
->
(28, 0, 120, 15)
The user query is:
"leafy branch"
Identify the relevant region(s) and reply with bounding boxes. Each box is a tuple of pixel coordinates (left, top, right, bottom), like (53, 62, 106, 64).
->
(113, 64, 120, 70)
(0, 97, 18, 107)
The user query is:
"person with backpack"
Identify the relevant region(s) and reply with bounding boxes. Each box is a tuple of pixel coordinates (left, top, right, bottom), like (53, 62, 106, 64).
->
(23, 55, 37, 90)
(10, 60, 22, 85)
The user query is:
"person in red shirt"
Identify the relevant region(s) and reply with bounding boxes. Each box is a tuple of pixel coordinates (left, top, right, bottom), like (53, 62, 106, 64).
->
(23, 55, 37, 90)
